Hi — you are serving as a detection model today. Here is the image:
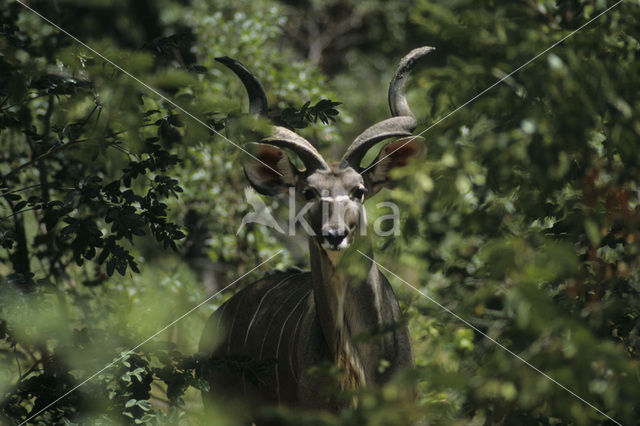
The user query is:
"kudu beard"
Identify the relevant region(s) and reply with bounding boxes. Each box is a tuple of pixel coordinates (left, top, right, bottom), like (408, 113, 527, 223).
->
(240, 187, 402, 237)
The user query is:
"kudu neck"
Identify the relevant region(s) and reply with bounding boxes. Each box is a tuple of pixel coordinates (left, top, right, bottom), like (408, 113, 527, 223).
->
(308, 237, 374, 388)
(307, 237, 375, 297)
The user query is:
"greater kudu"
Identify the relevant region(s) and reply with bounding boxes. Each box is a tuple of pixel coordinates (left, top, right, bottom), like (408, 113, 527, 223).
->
(199, 47, 433, 411)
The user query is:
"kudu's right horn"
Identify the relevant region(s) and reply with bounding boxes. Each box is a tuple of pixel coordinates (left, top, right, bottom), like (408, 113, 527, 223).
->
(215, 56, 328, 172)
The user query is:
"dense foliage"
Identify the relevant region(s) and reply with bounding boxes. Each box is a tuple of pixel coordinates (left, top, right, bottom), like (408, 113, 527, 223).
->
(1, 0, 639, 424)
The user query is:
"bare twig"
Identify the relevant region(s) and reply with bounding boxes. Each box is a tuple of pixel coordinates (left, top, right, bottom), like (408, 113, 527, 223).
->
(2, 130, 127, 181)
(0, 183, 43, 196)
(14, 348, 22, 378)
(18, 361, 43, 382)
(2, 206, 41, 220)
(2, 138, 86, 180)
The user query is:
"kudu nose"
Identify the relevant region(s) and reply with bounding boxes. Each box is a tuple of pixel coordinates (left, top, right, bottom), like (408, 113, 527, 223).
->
(323, 228, 348, 248)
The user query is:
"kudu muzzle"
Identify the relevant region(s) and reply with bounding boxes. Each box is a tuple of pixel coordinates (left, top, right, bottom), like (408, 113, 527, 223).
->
(316, 191, 362, 251)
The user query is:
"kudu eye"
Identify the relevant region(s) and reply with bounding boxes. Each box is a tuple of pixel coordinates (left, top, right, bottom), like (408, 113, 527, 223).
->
(303, 188, 316, 201)
(351, 186, 366, 201)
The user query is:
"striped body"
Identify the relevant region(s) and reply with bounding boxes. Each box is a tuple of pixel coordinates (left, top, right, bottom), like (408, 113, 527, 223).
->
(199, 267, 413, 409)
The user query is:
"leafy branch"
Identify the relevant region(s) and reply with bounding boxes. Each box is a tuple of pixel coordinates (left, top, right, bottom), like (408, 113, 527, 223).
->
(275, 99, 341, 130)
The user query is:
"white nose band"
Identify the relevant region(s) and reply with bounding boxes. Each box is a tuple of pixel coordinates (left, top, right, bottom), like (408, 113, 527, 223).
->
(320, 195, 350, 202)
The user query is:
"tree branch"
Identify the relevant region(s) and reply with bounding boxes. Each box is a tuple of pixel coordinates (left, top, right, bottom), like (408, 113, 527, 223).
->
(1, 138, 87, 181)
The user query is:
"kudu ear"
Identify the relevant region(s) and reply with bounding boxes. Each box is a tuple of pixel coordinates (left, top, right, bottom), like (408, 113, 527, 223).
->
(363, 137, 424, 194)
(244, 144, 299, 196)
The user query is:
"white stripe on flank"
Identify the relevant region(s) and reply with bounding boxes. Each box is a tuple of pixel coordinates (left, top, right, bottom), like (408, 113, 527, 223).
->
(215, 300, 230, 334)
(259, 285, 304, 358)
(275, 289, 312, 403)
(226, 295, 243, 354)
(244, 273, 302, 347)
(288, 300, 309, 382)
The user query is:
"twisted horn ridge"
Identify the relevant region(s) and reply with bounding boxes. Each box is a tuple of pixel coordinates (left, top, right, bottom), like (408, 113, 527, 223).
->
(339, 117, 415, 169)
(216, 56, 268, 115)
(340, 46, 433, 169)
(389, 46, 434, 118)
(263, 126, 329, 171)
(217, 57, 328, 172)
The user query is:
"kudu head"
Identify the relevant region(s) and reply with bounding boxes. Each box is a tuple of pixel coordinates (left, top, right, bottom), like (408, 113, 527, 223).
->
(218, 47, 432, 254)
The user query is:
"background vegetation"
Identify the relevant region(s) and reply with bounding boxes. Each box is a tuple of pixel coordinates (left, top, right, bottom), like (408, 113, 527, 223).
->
(1, 0, 639, 424)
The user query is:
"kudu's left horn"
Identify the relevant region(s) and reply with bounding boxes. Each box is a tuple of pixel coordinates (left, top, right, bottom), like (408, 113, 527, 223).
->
(340, 46, 434, 170)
